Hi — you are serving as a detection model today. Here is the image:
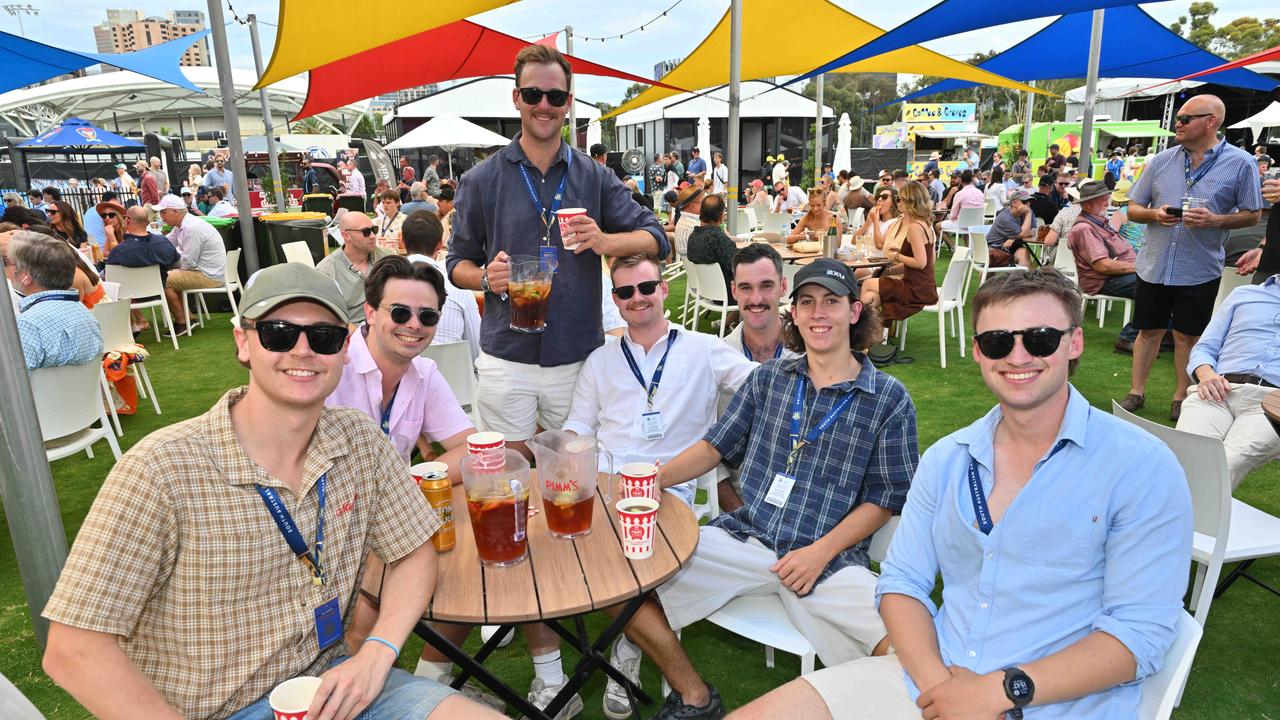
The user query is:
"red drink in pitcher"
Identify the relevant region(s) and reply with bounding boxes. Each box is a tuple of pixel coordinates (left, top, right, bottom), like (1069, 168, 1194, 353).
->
(467, 493, 529, 566)
(544, 495, 594, 538)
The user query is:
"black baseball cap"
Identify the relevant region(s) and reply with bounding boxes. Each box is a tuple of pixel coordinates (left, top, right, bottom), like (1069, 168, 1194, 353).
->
(790, 258, 859, 300)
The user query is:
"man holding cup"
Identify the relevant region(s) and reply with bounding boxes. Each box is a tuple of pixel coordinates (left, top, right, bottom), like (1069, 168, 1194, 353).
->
(603, 259, 918, 719)
(1119, 94, 1264, 421)
(41, 264, 501, 720)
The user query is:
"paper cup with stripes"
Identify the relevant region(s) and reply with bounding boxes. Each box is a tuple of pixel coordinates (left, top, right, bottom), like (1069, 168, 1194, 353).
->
(556, 208, 588, 250)
(466, 432, 506, 472)
(269, 676, 322, 720)
(618, 462, 660, 503)
(616, 497, 660, 559)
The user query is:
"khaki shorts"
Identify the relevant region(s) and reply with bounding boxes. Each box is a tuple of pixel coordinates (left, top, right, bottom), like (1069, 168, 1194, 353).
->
(803, 654, 919, 719)
(473, 351, 582, 441)
(166, 269, 222, 292)
(656, 526, 886, 666)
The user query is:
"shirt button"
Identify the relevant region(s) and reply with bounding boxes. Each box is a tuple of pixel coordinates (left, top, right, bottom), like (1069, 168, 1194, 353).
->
(968, 650, 977, 658)
(980, 602, 989, 609)
(986, 552, 993, 559)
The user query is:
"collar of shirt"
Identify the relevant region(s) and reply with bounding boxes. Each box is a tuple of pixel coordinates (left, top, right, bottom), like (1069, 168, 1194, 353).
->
(951, 385, 1090, 473)
(204, 387, 349, 493)
(17, 289, 78, 311)
(501, 132, 571, 171)
(778, 352, 880, 396)
(621, 321, 681, 355)
(347, 326, 423, 431)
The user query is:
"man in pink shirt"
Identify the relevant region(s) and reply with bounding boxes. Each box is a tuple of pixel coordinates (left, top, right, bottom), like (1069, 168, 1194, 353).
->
(945, 169, 984, 222)
(1066, 180, 1139, 350)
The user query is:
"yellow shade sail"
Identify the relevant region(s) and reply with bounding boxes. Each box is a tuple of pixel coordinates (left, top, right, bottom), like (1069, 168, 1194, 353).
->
(605, 0, 1051, 120)
(257, 0, 516, 88)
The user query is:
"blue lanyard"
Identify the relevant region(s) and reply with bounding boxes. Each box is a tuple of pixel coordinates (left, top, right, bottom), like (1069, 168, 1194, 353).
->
(256, 474, 328, 586)
(21, 291, 79, 310)
(1183, 138, 1225, 192)
(517, 148, 572, 244)
(743, 342, 783, 361)
(786, 376, 857, 473)
(967, 459, 994, 535)
(379, 385, 398, 436)
(620, 329, 678, 410)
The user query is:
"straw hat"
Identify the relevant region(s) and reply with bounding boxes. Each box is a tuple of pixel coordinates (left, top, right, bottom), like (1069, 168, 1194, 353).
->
(675, 185, 704, 209)
(928, 151, 941, 160)
(1111, 178, 1133, 203)
(94, 200, 126, 217)
(847, 174, 864, 187)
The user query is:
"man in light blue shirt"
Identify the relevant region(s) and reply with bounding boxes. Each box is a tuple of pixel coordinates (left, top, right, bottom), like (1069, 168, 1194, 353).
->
(737, 268, 1192, 719)
(202, 155, 235, 197)
(9, 232, 103, 370)
(1179, 275, 1280, 488)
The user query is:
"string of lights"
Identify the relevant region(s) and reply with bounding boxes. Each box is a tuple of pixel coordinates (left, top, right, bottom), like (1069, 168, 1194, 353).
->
(523, 0, 686, 43)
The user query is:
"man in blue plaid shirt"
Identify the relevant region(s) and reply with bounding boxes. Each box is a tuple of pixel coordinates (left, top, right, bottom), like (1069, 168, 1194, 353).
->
(605, 259, 918, 720)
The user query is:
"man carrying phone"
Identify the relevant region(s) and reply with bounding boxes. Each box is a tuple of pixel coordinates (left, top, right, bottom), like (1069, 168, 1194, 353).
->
(1119, 94, 1264, 421)
(41, 264, 502, 720)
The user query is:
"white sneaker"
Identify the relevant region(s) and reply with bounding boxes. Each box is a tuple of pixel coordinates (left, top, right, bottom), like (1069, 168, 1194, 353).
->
(480, 624, 515, 648)
(526, 677, 583, 720)
(602, 636, 643, 720)
(434, 672, 505, 712)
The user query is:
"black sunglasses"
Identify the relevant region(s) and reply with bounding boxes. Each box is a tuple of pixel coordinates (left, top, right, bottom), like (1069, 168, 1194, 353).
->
(612, 280, 660, 300)
(246, 320, 349, 355)
(519, 87, 570, 107)
(1174, 113, 1213, 125)
(344, 226, 376, 237)
(99, 212, 117, 219)
(975, 326, 1074, 359)
(383, 303, 440, 327)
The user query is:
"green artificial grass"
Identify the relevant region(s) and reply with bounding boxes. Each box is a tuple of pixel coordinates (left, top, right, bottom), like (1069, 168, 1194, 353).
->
(2, 255, 1278, 717)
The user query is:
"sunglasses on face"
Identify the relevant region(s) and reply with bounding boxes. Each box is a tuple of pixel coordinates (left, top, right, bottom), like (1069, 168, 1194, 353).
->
(344, 226, 376, 237)
(48, 209, 60, 215)
(99, 212, 117, 219)
(974, 326, 1074, 359)
(383, 303, 441, 327)
(1174, 113, 1212, 125)
(246, 320, 349, 355)
(612, 280, 660, 300)
(518, 87, 570, 107)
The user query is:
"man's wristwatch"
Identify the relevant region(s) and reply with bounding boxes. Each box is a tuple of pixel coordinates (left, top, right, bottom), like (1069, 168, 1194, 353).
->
(1002, 667, 1035, 719)
(480, 268, 493, 294)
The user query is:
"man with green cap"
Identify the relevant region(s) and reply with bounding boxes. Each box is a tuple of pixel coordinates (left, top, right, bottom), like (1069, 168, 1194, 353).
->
(42, 264, 501, 720)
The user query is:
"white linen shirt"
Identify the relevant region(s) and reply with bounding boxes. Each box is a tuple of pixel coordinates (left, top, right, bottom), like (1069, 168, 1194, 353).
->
(168, 213, 226, 280)
(563, 323, 757, 504)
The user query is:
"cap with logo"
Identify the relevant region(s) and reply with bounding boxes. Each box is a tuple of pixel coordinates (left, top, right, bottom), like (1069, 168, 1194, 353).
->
(790, 258, 860, 299)
(239, 264, 349, 324)
(1008, 188, 1033, 203)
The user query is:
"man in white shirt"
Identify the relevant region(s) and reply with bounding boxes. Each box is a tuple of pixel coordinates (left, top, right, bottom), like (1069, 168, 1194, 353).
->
(155, 195, 225, 330)
(206, 187, 236, 218)
(401, 210, 481, 362)
(772, 181, 806, 214)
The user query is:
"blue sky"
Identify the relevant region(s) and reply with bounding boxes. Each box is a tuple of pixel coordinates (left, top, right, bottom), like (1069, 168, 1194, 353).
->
(8, 1, 1277, 105)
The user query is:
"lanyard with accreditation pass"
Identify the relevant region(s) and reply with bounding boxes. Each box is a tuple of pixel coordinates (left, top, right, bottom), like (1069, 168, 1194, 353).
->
(1183, 138, 1225, 193)
(764, 377, 856, 508)
(620, 329, 678, 440)
(517, 149, 573, 270)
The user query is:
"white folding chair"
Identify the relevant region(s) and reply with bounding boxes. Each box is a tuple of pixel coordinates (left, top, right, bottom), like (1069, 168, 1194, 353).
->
(182, 249, 243, 336)
(899, 247, 970, 368)
(744, 205, 760, 231)
(107, 264, 179, 350)
(679, 258, 701, 327)
(1057, 242, 1133, 328)
(421, 341, 477, 417)
(940, 206, 984, 251)
(690, 262, 738, 338)
(99, 280, 121, 301)
(1137, 611, 1202, 720)
(967, 227, 1025, 289)
(691, 470, 720, 523)
(281, 240, 316, 267)
(735, 208, 752, 233)
(1112, 403, 1230, 627)
(31, 362, 122, 463)
(1212, 266, 1252, 315)
(846, 207, 865, 234)
(0, 672, 43, 720)
(982, 199, 998, 224)
(93, 297, 161, 416)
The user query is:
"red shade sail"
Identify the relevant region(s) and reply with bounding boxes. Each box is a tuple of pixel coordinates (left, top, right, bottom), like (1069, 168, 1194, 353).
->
(1132, 43, 1280, 95)
(294, 21, 684, 121)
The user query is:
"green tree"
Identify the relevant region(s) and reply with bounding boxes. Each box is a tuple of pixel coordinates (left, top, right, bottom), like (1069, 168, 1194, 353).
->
(800, 73, 900, 147)
(1169, 2, 1220, 50)
(1169, 2, 1280, 59)
(596, 102, 617, 149)
(292, 117, 327, 135)
(351, 111, 383, 140)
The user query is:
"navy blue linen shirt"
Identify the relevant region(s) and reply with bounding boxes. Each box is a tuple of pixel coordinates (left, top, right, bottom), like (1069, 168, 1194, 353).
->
(706, 354, 918, 583)
(446, 134, 668, 367)
(106, 232, 180, 286)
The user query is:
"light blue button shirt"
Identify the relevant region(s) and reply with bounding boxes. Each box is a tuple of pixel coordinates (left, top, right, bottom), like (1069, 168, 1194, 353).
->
(877, 386, 1192, 719)
(1188, 274, 1280, 386)
(17, 290, 104, 371)
(1129, 138, 1265, 286)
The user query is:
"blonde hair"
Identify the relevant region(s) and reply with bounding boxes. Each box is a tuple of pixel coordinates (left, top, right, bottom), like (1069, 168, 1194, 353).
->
(897, 180, 932, 222)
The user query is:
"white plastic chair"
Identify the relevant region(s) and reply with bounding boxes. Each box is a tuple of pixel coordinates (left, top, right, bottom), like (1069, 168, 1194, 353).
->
(744, 205, 760, 232)
(846, 207, 865, 234)
(762, 212, 790, 234)
(93, 297, 161, 416)
(99, 280, 121, 301)
(968, 227, 1026, 289)
(679, 257, 701, 327)
(899, 247, 969, 369)
(107, 264, 179, 350)
(421, 341, 477, 417)
(1212, 266, 1252, 315)
(1112, 403, 1230, 628)
(690, 262, 738, 338)
(1057, 242, 1133, 328)
(281, 240, 316, 267)
(182, 248, 243, 336)
(691, 470, 719, 523)
(940, 206, 984, 251)
(31, 362, 122, 463)
(982, 199, 998, 224)
(1137, 611, 1202, 720)
(0, 672, 43, 720)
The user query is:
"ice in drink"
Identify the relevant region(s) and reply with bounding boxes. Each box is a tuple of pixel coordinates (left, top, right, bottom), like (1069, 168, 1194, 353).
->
(544, 492, 594, 538)
(467, 489, 529, 567)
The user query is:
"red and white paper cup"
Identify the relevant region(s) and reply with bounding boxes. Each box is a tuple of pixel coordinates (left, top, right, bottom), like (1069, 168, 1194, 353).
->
(556, 208, 588, 250)
(269, 676, 322, 720)
(618, 462, 660, 502)
(466, 432, 506, 472)
(616, 497, 660, 559)
(410, 461, 450, 483)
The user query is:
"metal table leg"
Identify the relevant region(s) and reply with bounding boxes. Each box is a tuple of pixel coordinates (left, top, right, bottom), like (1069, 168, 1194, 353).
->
(540, 590, 655, 720)
(414, 619, 549, 720)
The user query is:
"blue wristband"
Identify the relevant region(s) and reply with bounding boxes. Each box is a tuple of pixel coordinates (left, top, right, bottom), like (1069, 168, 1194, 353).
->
(365, 636, 401, 658)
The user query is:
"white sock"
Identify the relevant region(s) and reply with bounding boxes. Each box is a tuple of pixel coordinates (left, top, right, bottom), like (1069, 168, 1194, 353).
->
(415, 659, 453, 679)
(613, 633, 640, 661)
(532, 649, 566, 687)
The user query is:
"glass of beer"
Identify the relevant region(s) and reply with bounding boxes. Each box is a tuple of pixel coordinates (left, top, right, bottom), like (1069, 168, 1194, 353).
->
(508, 254, 554, 333)
(461, 450, 531, 567)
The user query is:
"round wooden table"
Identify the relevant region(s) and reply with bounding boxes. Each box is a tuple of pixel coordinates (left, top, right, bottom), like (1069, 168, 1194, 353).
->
(1262, 389, 1280, 438)
(734, 237, 821, 262)
(407, 475, 699, 720)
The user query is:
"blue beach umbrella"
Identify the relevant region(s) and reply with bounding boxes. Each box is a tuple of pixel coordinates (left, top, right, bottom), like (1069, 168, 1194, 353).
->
(19, 117, 144, 149)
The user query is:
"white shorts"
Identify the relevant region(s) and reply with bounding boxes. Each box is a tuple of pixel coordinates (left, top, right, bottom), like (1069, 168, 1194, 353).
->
(803, 654, 919, 719)
(656, 526, 886, 666)
(473, 351, 583, 441)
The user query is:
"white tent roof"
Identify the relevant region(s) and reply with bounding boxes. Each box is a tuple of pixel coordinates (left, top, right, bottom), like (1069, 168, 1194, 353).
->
(1229, 101, 1280, 141)
(1064, 62, 1280, 102)
(0, 67, 370, 137)
(614, 80, 833, 126)
(390, 77, 601, 122)
(385, 114, 510, 150)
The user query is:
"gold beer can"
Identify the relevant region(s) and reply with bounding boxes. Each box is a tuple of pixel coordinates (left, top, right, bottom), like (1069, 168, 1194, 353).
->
(412, 462, 455, 552)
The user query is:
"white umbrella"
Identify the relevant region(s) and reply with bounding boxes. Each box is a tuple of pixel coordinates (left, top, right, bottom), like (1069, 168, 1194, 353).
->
(697, 116, 711, 157)
(833, 113, 852, 175)
(1229, 101, 1280, 142)
(385, 113, 510, 177)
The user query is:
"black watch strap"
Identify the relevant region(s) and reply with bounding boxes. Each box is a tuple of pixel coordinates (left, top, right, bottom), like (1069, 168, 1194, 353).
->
(1002, 667, 1034, 718)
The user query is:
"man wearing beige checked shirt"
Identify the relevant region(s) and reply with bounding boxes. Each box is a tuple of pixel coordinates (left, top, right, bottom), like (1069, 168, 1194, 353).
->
(41, 264, 501, 720)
